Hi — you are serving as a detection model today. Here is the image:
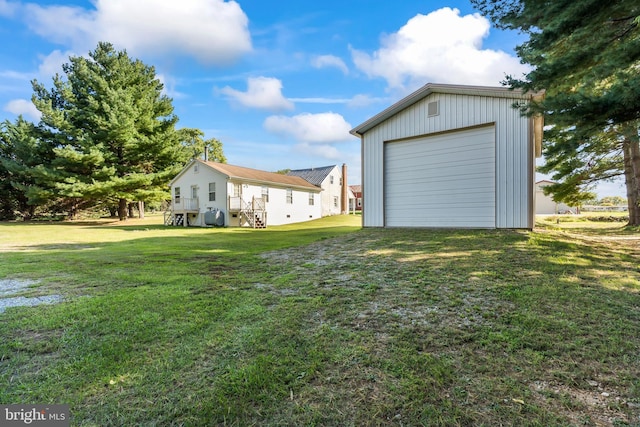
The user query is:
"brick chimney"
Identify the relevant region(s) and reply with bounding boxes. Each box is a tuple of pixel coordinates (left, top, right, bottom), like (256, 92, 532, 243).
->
(341, 163, 348, 214)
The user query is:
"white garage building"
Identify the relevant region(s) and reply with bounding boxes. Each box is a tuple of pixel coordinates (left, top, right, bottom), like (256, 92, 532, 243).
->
(350, 83, 543, 229)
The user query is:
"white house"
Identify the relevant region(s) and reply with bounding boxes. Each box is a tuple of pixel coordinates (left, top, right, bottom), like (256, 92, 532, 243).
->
(286, 164, 351, 216)
(535, 180, 578, 214)
(167, 160, 322, 227)
(350, 83, 544, 229)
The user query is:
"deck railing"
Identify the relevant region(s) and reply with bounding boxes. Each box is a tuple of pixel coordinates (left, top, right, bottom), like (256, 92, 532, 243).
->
(229, 196, 266, 211)
(172, 197, 199, 211)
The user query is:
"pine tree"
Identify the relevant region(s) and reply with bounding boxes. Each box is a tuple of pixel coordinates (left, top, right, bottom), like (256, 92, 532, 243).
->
(472, 0, 640, 224)
(30, 42, 187, 220)
(0, 118, 57, 220)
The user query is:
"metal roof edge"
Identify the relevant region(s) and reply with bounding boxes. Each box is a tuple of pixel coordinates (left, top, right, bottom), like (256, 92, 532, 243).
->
(350, 83, 535, 136)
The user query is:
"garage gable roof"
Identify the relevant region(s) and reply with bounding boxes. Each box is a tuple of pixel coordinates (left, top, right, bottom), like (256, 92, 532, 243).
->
(350, 83, 538, 137)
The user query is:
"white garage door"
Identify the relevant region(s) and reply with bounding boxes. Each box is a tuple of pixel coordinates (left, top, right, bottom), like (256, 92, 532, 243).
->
(384, 125, 495, 227)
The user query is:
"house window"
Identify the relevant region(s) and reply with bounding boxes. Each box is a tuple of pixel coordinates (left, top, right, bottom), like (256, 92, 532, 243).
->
(191, 185, 198, 199)
(233, 183, 242, 197)
(340, 177, 343, 185)
(194, 164, 199, 173)
(330, 175, 334, 184)
(262, 186, 269, 203)
(333, 196, 338, 208)
(357, 198, 362, 207)
(308, 193, 314, 206)
(174, 187, 180, 203)
(286, 188, 293, 204)
(208, 182, 216, 202)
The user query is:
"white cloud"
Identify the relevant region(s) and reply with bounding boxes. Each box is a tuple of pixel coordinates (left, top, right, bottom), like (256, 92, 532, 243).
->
(4, 99, 41, 121)
(350, 7, 529, 90)
(0, 0, 17, 16)
(288, 97, 351, 104)
(346, 94, 386, 108)
(157, 74, 186, 99)
(311, 55, 348, 75)
(37, 50, 73, 77)
(22, 0, 251, 65)
(294, 142, 341, 160)
(0, 70, 32, 81)
(220, 77, 294, 111)
(284, 94, 386, 107)
(263, 112, 352, 143)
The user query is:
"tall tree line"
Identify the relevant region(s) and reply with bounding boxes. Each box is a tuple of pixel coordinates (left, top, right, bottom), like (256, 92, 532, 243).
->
(0, 43, 225, 221)
(472, 0, 640, 225)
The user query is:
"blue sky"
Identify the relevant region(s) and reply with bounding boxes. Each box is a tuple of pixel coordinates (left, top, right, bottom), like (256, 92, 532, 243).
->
(0, 0, 626, 197)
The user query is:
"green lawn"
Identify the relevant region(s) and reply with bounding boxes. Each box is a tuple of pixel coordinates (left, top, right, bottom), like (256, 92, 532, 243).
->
(1, 215, 639, 426)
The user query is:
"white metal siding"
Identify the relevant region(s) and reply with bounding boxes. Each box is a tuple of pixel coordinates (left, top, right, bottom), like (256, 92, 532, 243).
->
(362, 92, 533, 228)
(384, 126, 495, 227)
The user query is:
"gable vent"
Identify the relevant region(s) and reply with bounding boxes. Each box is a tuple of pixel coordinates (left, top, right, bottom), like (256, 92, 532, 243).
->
(427, 100, 439, 117)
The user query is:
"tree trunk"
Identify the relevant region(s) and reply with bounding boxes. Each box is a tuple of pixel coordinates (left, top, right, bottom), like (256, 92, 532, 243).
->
(622, 123, 640, 226)
(68, 198, 80, 220)
(623, 140, 636, 223)
(128, 202, 135, 218)
(138, 201, 145, 219)
(118, 198, 128, 221)
(622, 122, 640, 226)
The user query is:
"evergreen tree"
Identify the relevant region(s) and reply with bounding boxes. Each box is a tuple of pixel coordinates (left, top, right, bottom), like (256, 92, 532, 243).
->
(30, 42, 187, 220)
(0, 118, 57, 220)
(472, 0, 640, 224)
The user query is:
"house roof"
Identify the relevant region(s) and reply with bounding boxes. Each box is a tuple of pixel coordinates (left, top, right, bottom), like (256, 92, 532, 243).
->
(286, 165, 337, 187)
(171, 160, 321, 191)
(350, 83, 545, 146)
(349, 185, 362, 193)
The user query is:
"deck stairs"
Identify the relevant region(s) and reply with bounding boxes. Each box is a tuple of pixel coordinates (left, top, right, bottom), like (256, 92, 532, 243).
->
(237, 197, 267, 228)
(163, 212, 185, 226)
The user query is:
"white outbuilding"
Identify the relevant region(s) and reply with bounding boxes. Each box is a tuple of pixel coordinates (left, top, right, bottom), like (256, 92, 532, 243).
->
(350, 83, 543, 229)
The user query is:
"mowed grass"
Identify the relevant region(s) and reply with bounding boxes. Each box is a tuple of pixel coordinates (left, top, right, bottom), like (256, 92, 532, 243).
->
(1, 215, 639, 426)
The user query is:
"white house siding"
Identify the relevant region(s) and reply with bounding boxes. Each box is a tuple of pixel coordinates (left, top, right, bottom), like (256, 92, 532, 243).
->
(321, 166, 343, 216)
(227, 181, 321, 226)
(170, 162, 321, 227)
(170, 163, 229, 226)
(360, 91, 534, 229)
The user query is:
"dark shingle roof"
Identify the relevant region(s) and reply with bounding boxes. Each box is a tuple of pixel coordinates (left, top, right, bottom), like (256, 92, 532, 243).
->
(286, 165, 336, 186)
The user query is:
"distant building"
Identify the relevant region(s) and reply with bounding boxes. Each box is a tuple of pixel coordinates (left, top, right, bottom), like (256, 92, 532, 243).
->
(349, 185, 362, 212)
(535, 180, 578, 214)
(287, 164, 352, 216)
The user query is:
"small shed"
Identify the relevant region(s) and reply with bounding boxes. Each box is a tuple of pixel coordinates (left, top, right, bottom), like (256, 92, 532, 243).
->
(535, 180, 578, 215)
(350, 83, 543, 229)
